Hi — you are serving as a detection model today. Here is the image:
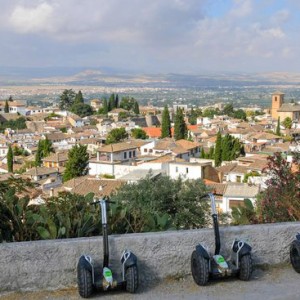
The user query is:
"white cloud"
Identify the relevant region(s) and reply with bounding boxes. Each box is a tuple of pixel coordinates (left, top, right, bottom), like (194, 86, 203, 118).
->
(229, 0, 253, 18)
(10, 2, 54, 33)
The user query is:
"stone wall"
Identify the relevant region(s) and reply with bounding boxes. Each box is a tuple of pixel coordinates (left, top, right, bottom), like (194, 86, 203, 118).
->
(0, 222, 299, 292)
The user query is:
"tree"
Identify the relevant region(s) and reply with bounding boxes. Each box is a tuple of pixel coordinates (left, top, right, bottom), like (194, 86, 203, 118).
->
(161, 106, 171, 138)
(100, 98, 108, 115)
(200, 147, 205, 158)
(223, 103, 234, 116)
(115, 94, 119, 108)
(111, 175, 210, 232)
(282, 117, 293, 130)
(233, 109, 247, 121)
(119, 96, 136, 111)
(188, 108, 202, 125)
(7, 145, 13, 173)
(74, 90, 84, 104)
(221, 134, 231, 161)
(4, 100, 9, 113)
(214, 132, 222, 167)
(131, 128, 148, 139)
(202, 108, 219, 118)
(59, 89, 76, 110)
(133, 101, 140, 115)
(63, 145, 89, 181)
(71, 103, 93, 117)
(106, 128, 128, 144)
(174, 108, 187, 140)
(8, 96, 13, 102)
(276, 117, 281, 136)
(108, 93, 116, 111)
(256, 152, 300, 223)
(35, 137, 54, 166)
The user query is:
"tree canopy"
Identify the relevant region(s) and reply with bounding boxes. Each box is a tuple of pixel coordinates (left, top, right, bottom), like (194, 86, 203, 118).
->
(161, 105, 171, 138)
(106, 127, 128, 144)
(70, 103, 93, 117)
(59, 89, 76, 110)
(35, 137, 54, 166)
(131, 128, 148, 139)
(111, 175, 210, 232)
(63, 145, 89, 181)
(174, 108, 187, 140)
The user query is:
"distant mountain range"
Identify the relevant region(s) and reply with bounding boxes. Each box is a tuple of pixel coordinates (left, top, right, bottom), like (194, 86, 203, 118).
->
(1, 66, 300, 88)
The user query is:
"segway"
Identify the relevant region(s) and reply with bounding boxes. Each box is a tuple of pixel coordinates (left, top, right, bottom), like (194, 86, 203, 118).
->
(77, 197, 138, 298)
(191, 193, 253, 285)
(290, 233, 300, 273)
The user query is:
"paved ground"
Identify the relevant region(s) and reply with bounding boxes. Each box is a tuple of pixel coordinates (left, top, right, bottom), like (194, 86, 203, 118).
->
(1, 265, 300, 300)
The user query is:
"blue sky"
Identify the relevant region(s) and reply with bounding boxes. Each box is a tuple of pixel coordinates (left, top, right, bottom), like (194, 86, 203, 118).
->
(0, 0, 300, 74)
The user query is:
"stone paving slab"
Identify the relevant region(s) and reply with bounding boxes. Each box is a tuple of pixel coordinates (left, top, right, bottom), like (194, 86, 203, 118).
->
(1, 265, 300, 300)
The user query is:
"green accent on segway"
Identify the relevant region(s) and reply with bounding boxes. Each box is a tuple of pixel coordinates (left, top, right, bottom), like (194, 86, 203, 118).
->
(103, 267, 113, 284)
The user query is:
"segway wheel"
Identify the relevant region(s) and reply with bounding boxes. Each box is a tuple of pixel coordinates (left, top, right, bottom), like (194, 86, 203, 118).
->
(191, 250, 209, 286)
(290, 240, 300, 273)
(125, 265, 138, 293)
(238, 254, 252, 281)
(77, 260, 93, 298)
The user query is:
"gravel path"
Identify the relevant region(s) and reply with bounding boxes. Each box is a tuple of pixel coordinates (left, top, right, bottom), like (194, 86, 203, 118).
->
(1, 265, 300, 300)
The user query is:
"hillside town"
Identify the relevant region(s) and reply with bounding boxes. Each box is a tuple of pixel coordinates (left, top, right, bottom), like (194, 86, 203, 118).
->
(0, 90, 298, 215)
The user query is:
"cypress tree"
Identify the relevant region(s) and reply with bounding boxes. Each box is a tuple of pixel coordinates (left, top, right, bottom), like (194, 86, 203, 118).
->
(200, 147, 205, 158)
(74, 90, 84, 104)
(161, 105, 172, 138)
(276, 117, 281, 136)
(102, 98, 108, 114)
(115, 94, 119, 108)
(7, 145, 13, 173)
(35, 140, 43, 166)
(214, 132, 222, 167)
(133, 101, 140, 115)
(221, 134, 231, 161)
(209, 146, 215, 159)
(174, 108, 187, 140)
(4, 100, 9, 113)
(109, 94, 115, 111)
(8, 96, 13, 102)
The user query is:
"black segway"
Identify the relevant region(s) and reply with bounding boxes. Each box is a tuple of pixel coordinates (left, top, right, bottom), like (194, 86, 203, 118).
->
(290, 233, 300, 273)
(191, 193, 253, 285)
(77, 198, 138, 298)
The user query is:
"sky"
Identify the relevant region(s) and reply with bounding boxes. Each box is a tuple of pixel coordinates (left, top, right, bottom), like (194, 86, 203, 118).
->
(0, 0, 300, 74)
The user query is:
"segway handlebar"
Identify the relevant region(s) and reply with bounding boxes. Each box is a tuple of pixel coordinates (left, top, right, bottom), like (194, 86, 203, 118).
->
(90, 198, 116, 225)
(199, 193, 217, 215)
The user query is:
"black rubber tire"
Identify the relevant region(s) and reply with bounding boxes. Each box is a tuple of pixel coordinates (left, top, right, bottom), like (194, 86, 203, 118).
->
(191, 250, 209, 286)
(290, 241, 300, 273)
(125, 265, 138, 293)
(77, 260, 93, 298)
(238, 254, 253, 281)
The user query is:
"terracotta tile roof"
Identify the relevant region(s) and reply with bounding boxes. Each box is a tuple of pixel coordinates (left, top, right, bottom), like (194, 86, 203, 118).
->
(25, 167, 59, 176)
(216, 163, 238, 174)
(206, 183, 227, 195)
(99, 142, 138, 153)
(278, 103, 300, 112)
(46, 133, 68, 141)
(63, 177, 124, 197)
(142, 127, 161, 138)
(175, 139, 200, 150)
(42, 151, 69, 163)
(223, 183, 259, 198)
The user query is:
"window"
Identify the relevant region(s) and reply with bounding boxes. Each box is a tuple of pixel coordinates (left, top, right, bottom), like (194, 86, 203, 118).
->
(176, 167, 178, 173)
(149, 149, 153, 153)
(124, 152, 127, 159)
(129, 151, 132, 158)
(275, 97, 277, 101)
(236, 175, 242, 183)
(133, 150, 136, 157)
(144, 148, 147, 153)
(186, 168, 189, 174)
